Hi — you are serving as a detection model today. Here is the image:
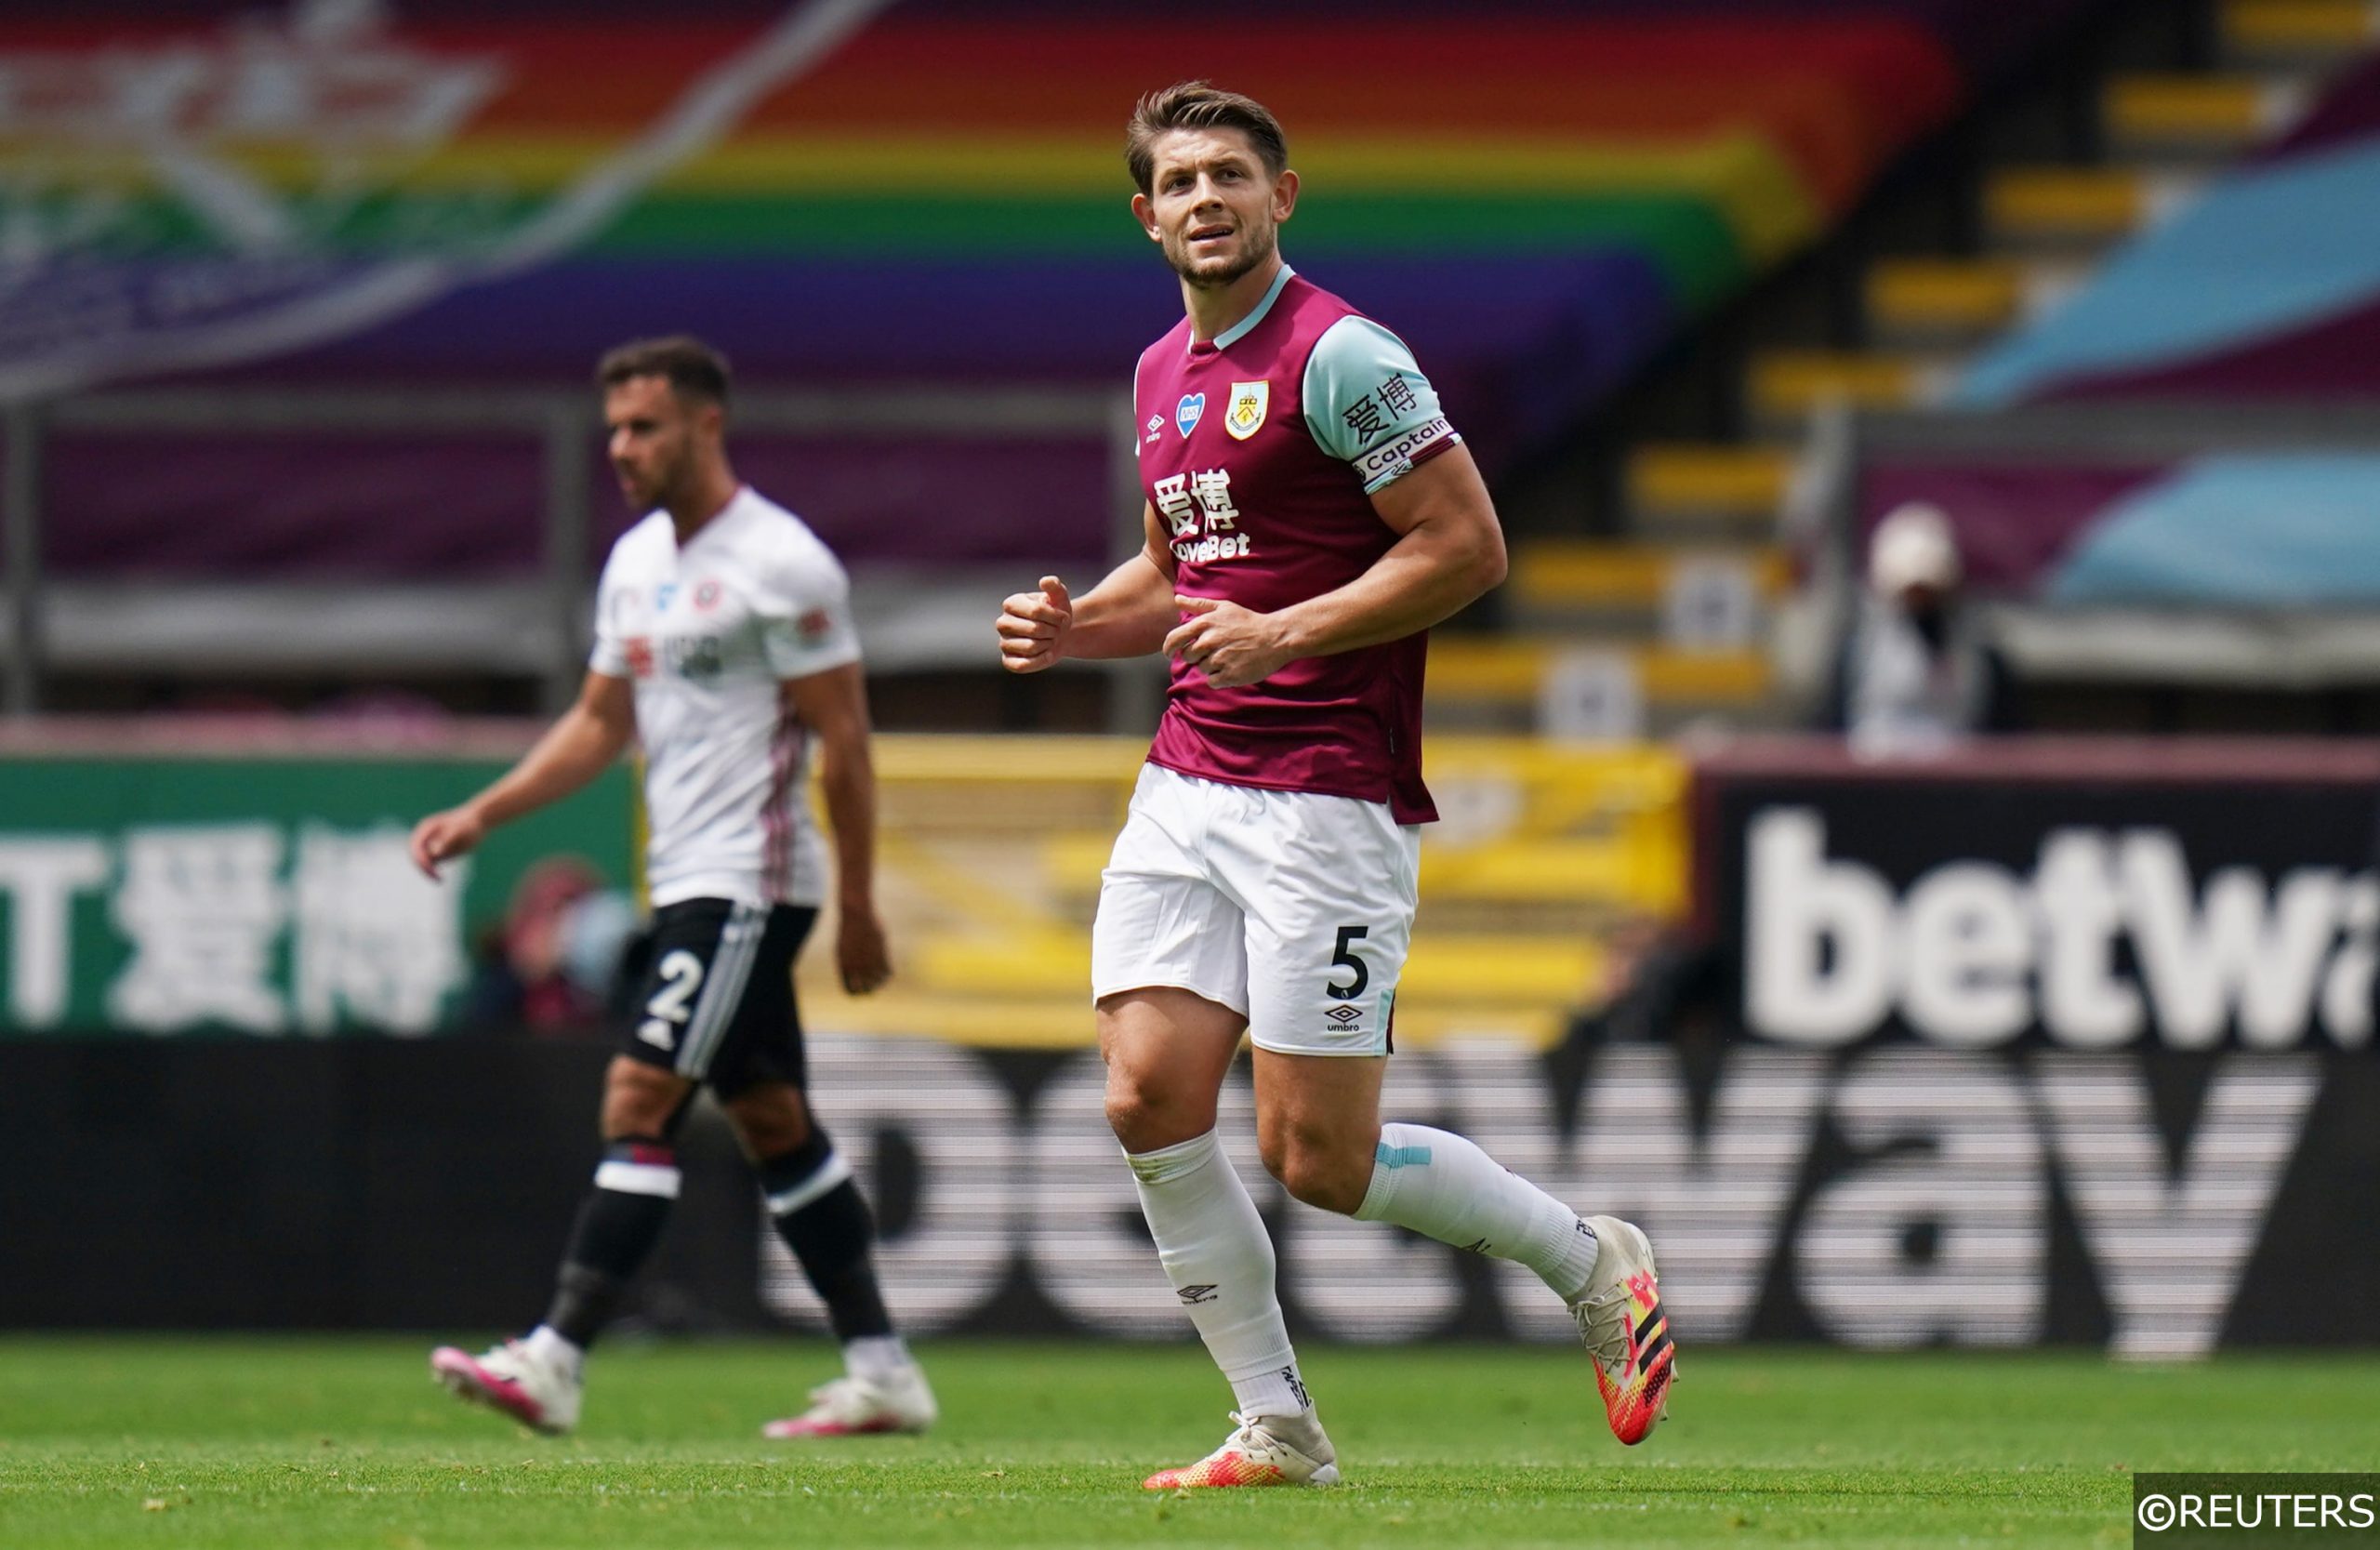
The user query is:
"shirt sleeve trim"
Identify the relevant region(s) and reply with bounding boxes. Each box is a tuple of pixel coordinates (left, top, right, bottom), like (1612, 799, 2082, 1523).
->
(1355, 417, 1462, 495)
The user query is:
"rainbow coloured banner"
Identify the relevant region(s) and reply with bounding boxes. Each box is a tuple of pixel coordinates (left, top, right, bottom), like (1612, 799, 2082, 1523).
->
(1, 2, 2074, 392)
(1, 0, 2084, 575)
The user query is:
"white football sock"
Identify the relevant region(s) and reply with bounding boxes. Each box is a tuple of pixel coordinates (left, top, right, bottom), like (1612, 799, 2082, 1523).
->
(843, 1334, 913, 1385)
(1127, 1129, 1313, 1420)
(1355, 1122, 1601, 1302)
(522, 1324, 584, 1377)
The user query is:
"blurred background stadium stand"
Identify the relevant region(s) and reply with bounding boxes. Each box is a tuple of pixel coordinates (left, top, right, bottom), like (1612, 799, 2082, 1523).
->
(3, 0, 2374, 1349)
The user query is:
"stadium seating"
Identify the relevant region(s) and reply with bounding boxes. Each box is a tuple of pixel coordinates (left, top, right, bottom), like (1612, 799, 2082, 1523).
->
(11, 1, 2093, 595)
(1850, 46, 2380, 635)
(795, 735, 1685, 1049)
(1723, 0, 2377, 452)
(1960, 53, 2380, 405)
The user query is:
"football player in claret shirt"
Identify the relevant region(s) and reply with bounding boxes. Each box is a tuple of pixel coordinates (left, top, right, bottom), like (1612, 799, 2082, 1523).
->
(412, 336, 933, 1441)
(997, 85, 1675, 1488)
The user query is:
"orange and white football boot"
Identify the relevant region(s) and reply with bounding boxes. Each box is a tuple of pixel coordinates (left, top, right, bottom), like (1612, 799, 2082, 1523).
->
(1142, 1411, 1340, 1489)
(1570, 1214, 1676, 1445)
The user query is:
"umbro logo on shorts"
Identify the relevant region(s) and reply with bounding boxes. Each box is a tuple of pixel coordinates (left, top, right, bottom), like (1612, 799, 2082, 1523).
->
(1324, 1006, 1362, 1027)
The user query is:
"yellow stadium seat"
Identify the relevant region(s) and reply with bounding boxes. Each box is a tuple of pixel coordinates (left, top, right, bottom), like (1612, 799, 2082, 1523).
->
(1986, 166, 2177, 243)
(2224, 0, 2380, 57)
(1426, 637, 1772, 706)
(1626, 444, 1793, 522)
(1750, 351, 1945, 423)
(914, 932, 1601, 1009)
(1865, 258, 2025, 337)
(1417, 839, 1684, 915)
(800, 989, 1570, 1051)
(1045, 834, 1677, 913)
(789, 736, 1689, 1052)
(2105, 74, 2306, 149)
(1041, 833, 1116, 894)
(1508, 540, 1791, 612)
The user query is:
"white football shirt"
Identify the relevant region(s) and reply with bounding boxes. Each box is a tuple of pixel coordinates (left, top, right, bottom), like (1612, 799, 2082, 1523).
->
(589, 486, 862, 909)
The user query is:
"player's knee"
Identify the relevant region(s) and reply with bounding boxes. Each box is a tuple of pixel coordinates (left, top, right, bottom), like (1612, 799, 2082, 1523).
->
(601, 1059, 692, 1140)
(722, 1085, 812, 1159)
(1263, 1126, 1370, 1215)
(1102, 1082, 1165, 1152)
(1103, 1068, 1213, 1154)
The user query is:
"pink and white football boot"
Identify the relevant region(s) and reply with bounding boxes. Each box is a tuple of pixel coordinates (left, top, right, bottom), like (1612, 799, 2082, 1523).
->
(429, 1339, 582, 1436)
(762, 1367, 938, 1438)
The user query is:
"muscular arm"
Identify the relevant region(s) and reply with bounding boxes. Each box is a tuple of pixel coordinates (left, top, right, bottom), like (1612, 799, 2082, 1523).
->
(409, 670, 635, 876)
(1166, 445, 1507, 688)
(1277, 444, 1506, 655)
(783, 661, 891, 994)
(997, 503, 1181, 670)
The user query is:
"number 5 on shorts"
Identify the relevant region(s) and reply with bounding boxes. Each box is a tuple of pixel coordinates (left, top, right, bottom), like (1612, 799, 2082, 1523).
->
(1328, 925, 1368, 1000)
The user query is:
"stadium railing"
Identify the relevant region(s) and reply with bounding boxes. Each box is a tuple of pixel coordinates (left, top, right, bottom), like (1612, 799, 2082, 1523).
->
(0, 385, 1149, 719)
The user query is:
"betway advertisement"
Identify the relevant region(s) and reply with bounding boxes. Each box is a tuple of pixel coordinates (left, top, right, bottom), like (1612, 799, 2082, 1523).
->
(8, 1033, 2367, 1351)
(1696, 739, 2380, 1053)
(6, 738, 2367, 1347)
(1669, 738, 2379, 1348)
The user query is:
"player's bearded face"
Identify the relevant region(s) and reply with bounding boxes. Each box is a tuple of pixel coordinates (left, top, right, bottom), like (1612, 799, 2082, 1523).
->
(1163, 205, 1276, 287)
(1140, 129, 1291, 288)
(604, 377, 701, 510)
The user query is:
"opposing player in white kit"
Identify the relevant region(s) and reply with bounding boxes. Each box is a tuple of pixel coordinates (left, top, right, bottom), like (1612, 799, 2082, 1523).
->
(411, 337, 934, 1439)
(998, 84, 1673, 1488)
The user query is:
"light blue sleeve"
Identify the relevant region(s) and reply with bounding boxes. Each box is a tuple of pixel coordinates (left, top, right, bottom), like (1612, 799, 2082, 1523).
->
(1302, 315, 1463, 494)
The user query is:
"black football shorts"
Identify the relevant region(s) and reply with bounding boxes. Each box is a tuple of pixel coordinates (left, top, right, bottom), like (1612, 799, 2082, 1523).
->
(620, 897, 817, 1096)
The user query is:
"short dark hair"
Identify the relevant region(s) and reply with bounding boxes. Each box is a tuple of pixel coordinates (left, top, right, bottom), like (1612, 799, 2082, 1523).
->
(1126, 81, 1289, 195)
(596, 335, 730, 406)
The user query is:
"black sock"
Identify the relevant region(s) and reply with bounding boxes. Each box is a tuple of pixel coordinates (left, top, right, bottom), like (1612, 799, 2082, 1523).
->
(542, 1138, 679, 1349)
(760, 1130, 893, 1343)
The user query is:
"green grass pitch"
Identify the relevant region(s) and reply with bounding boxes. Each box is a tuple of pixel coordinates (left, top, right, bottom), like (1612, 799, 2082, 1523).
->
(4, 1337, 2373, 1548)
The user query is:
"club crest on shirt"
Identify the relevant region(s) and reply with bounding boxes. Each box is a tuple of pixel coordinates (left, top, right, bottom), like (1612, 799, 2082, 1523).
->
(1176, 392, 1206, 437)
(1224, 380, 1269, 440)
(694, 579, 722, 612)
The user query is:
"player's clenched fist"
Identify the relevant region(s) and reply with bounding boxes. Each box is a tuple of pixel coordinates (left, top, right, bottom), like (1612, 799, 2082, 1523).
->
(1165, 594, 1294, 688)
(409, 805, 486, 880)
(836, 905, 892, 996)
(996, 576, 1073, 672)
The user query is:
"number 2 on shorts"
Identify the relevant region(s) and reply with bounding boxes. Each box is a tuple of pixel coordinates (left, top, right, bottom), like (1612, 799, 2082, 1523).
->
(1327, 925, 1369, 1000)
(637, 948, 706, 1049)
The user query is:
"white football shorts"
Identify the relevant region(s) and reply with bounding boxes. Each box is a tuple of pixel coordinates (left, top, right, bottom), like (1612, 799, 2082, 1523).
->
(1091, 762, 1420, 1056)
